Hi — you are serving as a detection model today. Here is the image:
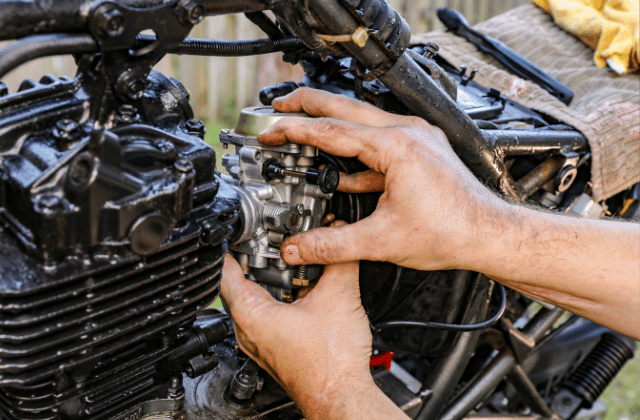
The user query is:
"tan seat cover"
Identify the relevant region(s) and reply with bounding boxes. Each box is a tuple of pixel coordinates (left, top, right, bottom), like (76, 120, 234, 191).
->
(412, 4, 640, 201)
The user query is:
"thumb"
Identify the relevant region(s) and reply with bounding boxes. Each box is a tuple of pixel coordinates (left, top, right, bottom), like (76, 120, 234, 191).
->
(221, 254, 280, 322)
(281, 216, 384, 265)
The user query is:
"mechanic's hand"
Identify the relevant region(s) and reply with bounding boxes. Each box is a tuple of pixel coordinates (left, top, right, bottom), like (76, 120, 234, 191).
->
(222, 251, 409, 419)
(259, 87, 503, 271)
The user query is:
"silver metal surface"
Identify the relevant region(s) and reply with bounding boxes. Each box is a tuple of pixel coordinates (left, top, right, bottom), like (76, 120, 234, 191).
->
(220, 106, 332, 300)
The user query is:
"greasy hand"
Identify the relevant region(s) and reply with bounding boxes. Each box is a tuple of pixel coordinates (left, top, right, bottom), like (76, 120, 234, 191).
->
(221, 253, 375, 417)
(259, 87, 501, 271)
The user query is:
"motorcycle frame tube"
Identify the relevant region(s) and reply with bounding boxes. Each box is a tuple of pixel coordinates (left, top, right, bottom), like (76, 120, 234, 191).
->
(414, 274, 494, 420)
(379, 54, 519, 198)
(0, 0, 268, 41)
(438, 307, 565, 420)
(485, 130, 589, 156)
(293, 0, 519, 197)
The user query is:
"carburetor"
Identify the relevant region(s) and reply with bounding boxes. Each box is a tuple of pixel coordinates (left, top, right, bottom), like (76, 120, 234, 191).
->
(220, 106, 339, 301)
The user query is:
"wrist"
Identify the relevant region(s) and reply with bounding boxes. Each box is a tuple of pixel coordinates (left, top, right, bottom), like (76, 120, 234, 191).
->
(292, 372, 378, 420)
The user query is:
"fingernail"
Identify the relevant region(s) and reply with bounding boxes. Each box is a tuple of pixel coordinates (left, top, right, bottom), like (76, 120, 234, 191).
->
(283, 244, 300, 262)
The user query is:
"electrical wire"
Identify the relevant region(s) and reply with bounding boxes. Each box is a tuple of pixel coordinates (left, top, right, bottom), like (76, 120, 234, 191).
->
(372, 283, 507, 332)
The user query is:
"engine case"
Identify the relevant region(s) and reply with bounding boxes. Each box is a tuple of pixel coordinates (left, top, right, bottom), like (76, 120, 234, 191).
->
(0, 69, 239, 419)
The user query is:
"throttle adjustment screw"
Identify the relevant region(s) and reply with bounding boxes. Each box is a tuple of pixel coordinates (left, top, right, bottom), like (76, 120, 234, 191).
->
(262, 160, 340, 194)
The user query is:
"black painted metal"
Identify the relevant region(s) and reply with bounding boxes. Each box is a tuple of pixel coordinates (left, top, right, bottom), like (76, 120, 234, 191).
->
(562, 333, 635, 408)
(438, 308, 565, 420)
(485, 129, 589, 156)
(413, 275, 494, 420)
(0, 57, 239, 419)
(380, 54, 519, 196)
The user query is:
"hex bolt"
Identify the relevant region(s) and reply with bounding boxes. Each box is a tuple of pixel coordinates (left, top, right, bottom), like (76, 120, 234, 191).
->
(174, 158, 194, 174)
(116, 70, 146, 101)
(178, 0, 205, 25)
(201, 219, 226, 246)
(186, 119, 206, 138)
(424, 41, 440, 59)
(95, 7, 125, 38)
(167, 376, 182, 394)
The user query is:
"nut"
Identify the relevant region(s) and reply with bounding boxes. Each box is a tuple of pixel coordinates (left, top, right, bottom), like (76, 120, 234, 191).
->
(178, 0, 205, 25)
(186, 119, 205, 138)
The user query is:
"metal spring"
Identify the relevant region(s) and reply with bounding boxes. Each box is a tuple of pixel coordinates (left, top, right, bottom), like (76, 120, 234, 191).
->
(294, 265, 308, 281)
(263, 202, 290, 233)
(564, 333, 634, 408)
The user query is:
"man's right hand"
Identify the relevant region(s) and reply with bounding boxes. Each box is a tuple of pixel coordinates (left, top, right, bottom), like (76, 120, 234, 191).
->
(259, 87, 503, 273)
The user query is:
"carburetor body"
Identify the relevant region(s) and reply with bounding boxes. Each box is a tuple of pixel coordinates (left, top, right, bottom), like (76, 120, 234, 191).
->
(220, 107, 338, 301)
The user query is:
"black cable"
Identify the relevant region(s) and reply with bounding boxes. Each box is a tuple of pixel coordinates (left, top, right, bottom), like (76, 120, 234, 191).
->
(0, 33, 306, 80)
(372, 283, 507, 332)
(0, 34, 97, 79)
(135, 34, 306, 57)
(370, 266, 403, 322)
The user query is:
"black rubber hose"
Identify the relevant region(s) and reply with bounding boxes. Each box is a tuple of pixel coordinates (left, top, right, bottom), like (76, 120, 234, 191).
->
(372, 283, 507, 332)
(0, 33, 306, 80)
(135, 34, 306, 57)
(0, 34, 97, 79)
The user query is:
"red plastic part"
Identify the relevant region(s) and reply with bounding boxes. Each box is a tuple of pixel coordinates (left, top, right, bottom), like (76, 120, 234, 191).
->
(370, 351, 394, 370)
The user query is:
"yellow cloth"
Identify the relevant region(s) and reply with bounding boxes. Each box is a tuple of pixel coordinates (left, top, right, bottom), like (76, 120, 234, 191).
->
(532, 0, 640, 74)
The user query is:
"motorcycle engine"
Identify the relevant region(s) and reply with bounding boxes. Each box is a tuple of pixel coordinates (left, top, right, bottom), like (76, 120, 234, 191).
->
(0, 69, 240, 419)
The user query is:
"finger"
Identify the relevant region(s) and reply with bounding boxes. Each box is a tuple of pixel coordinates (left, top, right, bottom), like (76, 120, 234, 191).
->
(281, 215, 386, 266)
(338, 169, 385, 193)
(221, 254, 280, 320)
(259, 117, 391, 174)
(272, 87, 402, 127)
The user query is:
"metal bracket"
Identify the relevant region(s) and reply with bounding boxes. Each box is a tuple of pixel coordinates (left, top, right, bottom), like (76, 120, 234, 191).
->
(502, 318, 535, 364)
(89, 0, 199, 100)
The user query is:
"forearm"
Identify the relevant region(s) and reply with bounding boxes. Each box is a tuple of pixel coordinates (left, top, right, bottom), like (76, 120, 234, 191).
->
(295, 376, 410, 420)
(472, 201, 640, 339)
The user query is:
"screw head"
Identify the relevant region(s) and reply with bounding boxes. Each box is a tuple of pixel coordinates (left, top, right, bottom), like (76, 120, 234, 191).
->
(69, 154, 95, 187)
(174, 158, 194, 174)
(424, 41, 440, 59)
(54, 119, 79, 141)
(115, 104, 140, 124)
